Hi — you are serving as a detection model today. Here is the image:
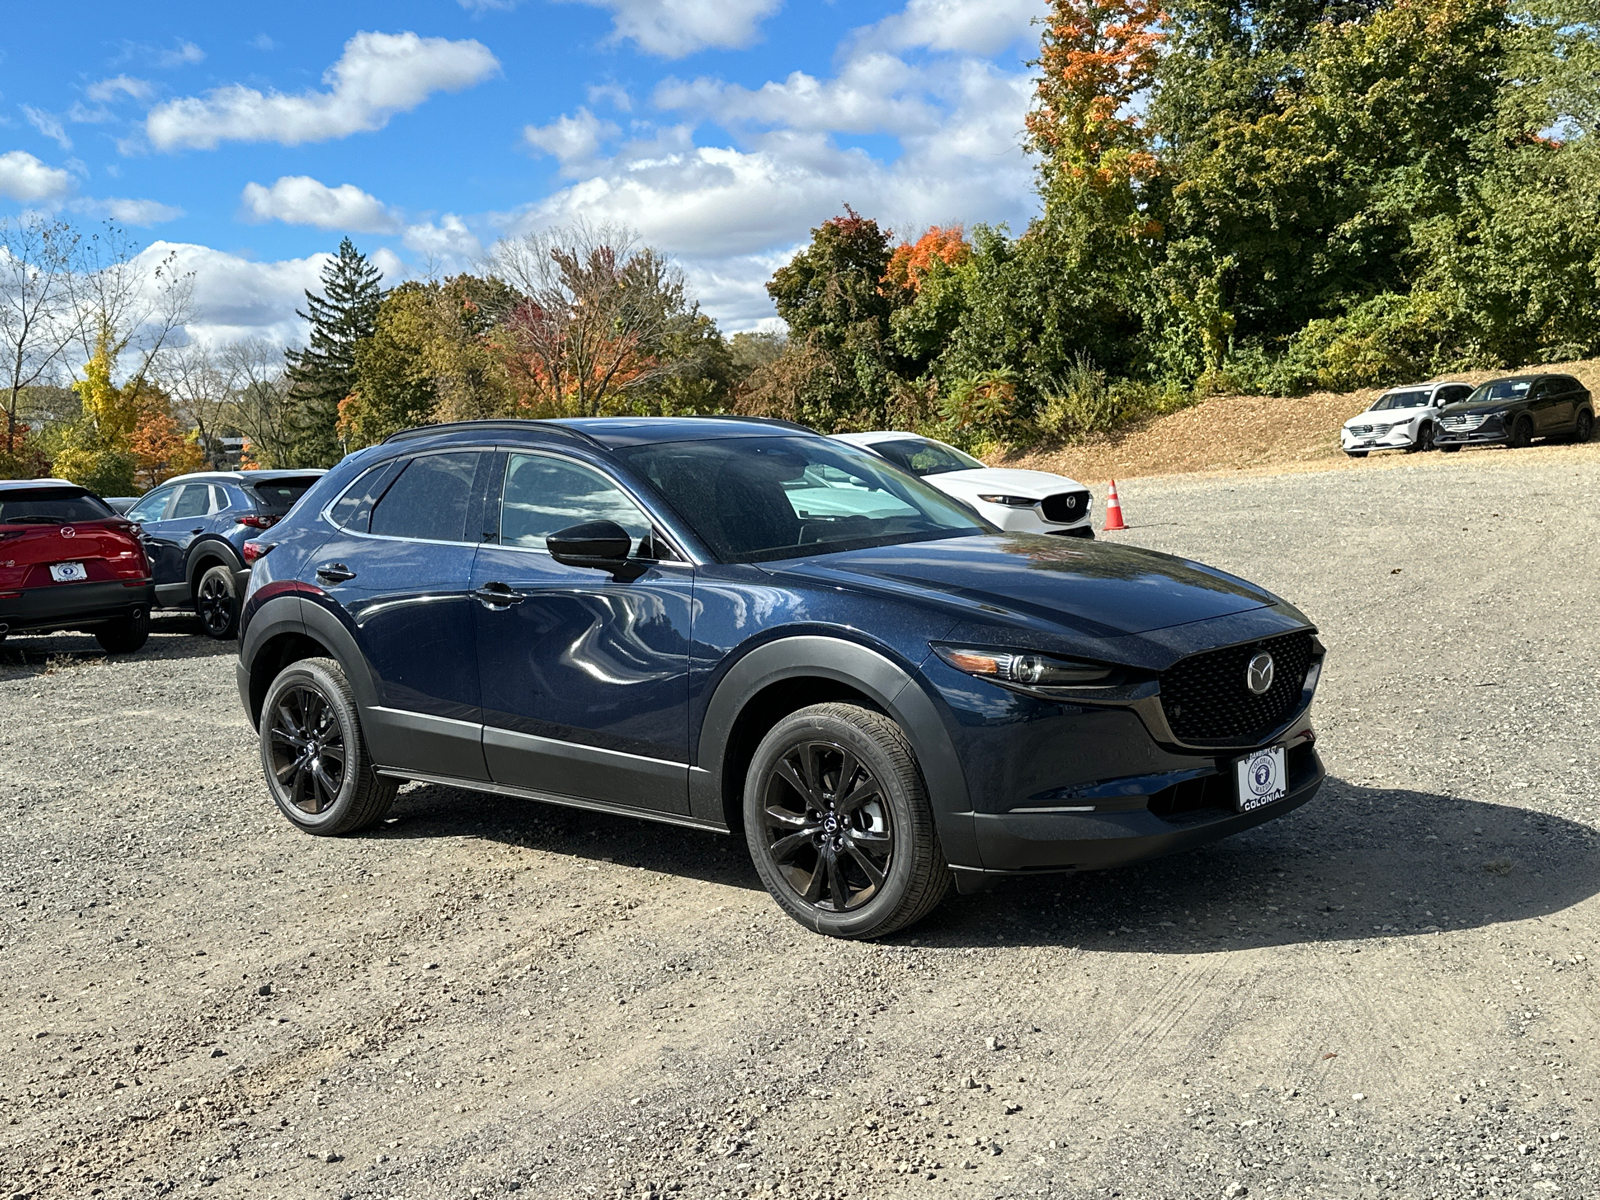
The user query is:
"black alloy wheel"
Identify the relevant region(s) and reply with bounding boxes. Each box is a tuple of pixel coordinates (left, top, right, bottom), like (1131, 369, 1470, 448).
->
(268, 685, 347, 815)
(1509, 416, 1534, 449)
(195, 564, 239, 640)
(745, 702, 951, 939)
(259, 656, 396, 835)
(761, 739, 895, 913)
(1409, 422, 1433, 453)
(1574, 409, 1594, 444)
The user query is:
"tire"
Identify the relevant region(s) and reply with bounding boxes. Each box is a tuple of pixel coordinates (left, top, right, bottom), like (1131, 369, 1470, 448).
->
(1509, 416, 1534, 449)
(194, 564, 239, 640)
(95, 607, 150, 654)
(1439, 444, 1460, 453)
(744, 702, 951, 939)
(259, 656, 396, 836)
(1408, 422, 1433, 453)
(1573, 408, 1594, 444)
(1344, 450, 1368, 459)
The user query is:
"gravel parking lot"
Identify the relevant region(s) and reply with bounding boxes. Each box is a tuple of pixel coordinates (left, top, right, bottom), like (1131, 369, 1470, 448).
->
(3, 445, 1597, 1200)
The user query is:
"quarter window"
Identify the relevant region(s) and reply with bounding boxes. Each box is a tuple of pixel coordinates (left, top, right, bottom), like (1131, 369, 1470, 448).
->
(328, 460, 405, 533)
(499, 454, 652, 551)
(369, 452, 481, 543)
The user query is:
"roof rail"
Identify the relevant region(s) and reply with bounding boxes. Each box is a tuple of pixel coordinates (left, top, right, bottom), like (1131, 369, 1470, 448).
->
(381, 419, 610, 452)
(692, 414, 817, 433)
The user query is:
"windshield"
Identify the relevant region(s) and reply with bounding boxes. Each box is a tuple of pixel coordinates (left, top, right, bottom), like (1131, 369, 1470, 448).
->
(867, 436, 984, 477)
(616, 435, 990, 563)
(1468, 380, 1532, 404)
(1372, 390, 1430, 411)
(247, 476, 321, 509)
(0, 487, 114, 525)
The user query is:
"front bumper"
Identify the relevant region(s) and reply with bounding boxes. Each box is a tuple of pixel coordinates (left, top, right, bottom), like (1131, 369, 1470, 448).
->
(1432, 428, 1506, 446)
(0, 579, 155, 635)
(1341, 425, 1416, 451)
(959, 740, 1323, 878)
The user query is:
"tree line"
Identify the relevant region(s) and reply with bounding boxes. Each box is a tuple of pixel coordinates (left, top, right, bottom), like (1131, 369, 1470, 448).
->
(4, 0, 1593, 484)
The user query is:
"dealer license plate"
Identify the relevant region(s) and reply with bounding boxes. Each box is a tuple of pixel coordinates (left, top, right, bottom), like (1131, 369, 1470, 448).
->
(1234, 745, 1287, 812)
(49, 561, 88, 583)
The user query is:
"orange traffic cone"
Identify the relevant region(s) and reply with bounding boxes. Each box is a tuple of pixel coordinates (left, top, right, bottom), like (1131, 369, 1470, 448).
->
(1102, 479, 1127, 531)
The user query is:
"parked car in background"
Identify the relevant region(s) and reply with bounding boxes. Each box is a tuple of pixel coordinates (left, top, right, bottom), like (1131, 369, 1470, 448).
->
(832, 431, 1095, 536)
(1340, 380, 1475, 457)
(103, 497, 140, 515)
(0, 480, 154, 653)
(1434, 374, 1595, 451)
(123, 469, 324, 639)
(236, 417, 1325, 940)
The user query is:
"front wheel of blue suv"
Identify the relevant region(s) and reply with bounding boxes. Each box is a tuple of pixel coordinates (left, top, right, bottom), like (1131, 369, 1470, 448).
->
(744, 703, 951, 939)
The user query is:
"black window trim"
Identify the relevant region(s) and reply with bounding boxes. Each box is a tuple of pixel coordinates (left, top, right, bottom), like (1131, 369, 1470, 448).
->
(484, 446, 693, 566)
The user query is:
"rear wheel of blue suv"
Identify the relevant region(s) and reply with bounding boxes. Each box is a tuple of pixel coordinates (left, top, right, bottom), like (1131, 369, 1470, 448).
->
(237, 418, 1326, 939)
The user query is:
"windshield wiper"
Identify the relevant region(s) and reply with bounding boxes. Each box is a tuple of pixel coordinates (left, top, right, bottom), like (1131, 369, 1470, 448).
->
(2, 515, 75, 524)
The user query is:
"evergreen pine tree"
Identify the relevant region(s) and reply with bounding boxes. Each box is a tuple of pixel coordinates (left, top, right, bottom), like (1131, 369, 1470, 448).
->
(284, 238, 383, 466)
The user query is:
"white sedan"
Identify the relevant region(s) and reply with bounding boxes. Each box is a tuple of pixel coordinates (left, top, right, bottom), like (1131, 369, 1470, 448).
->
(832, 431, 1095, 537)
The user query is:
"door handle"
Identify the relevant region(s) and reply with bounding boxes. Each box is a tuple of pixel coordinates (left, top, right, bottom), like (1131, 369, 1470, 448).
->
(315, 562, 356, 584)
(190, 527, 205, 535)
(472, 581, 526, 608)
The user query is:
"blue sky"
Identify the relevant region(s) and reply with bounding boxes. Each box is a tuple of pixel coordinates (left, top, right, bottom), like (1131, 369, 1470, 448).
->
(0, 0, 1047, 344)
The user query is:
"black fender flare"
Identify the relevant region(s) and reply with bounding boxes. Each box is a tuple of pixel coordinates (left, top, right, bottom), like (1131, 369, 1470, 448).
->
(238, 588, 382, 728)
(691, 635, 978, 869)
(185, 535, 245, 593)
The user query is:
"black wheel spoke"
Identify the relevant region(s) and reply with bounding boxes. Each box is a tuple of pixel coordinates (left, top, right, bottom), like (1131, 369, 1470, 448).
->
(849, 827, 891, 850)
(772, 757, 818, 808)
(801, 863, 826, 902)
(763, 803, 811, 829)
(318, 743, 346, 768)
(836, 776, 880, 815)
(825, 852, 850, 909)
(770, 828, 820, 861)
(845, 843, 886, 892)
(312, 762, 339, 810)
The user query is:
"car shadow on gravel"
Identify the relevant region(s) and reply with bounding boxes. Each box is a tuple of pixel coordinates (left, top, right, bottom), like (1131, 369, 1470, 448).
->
(0, 614, 233, 669)
(376, 781, 765, 891)
(913, 775, 1600, 952)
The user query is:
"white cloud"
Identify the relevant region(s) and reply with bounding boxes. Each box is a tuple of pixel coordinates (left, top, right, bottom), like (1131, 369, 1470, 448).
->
(241, 176, 401, 234)
(251, 34, 277, 52)
(403, 214, 483, 264)
(586, 82, 633, 113)
(70, 197, 184, 226)
(523, 107, 620, 172)
(87, 75, 156, 104)
(159, 41, 207, 68)
(561, 0, 784, 58)
(458, 0, 518, 10)
(0, 150, 73, 202)
(145, 242, 332, 347)
(656, 53, 938, 136)
(22, 107, 71, 151)
(856, 0, 1048, 57)
(146, 31, 501, 151)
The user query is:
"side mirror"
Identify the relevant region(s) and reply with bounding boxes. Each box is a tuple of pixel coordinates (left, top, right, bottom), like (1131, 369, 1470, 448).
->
(548, 520, 634, 571)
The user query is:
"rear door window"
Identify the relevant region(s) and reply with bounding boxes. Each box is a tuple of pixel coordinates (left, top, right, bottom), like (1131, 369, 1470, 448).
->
(171, 483, 216, 520)
(370, 453, 481, 543)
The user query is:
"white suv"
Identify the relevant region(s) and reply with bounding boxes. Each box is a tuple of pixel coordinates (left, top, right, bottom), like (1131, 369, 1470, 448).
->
(832, 432, 1095, 537)
(1341, 380, 1475, 457)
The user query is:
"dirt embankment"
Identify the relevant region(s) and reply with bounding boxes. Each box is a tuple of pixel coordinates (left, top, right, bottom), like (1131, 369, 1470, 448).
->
(997, 357, 1600, 485)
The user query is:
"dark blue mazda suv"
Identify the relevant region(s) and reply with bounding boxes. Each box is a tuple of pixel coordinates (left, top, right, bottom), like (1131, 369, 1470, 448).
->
(236, 418, 1326, 938)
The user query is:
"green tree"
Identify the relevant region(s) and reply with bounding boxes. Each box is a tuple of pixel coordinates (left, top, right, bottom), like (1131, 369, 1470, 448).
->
(284, 238, 383, 466)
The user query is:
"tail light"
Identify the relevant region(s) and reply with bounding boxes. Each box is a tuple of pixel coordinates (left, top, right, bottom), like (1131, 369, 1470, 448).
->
(236, 514, 279, 529)
(242, 540, 275, 566)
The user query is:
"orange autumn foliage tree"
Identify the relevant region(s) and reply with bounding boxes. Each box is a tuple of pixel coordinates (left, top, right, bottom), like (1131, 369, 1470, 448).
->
(1026, 0, 1165, 230)
(883, 226, 971, 296)
(130, 397, 204, 490)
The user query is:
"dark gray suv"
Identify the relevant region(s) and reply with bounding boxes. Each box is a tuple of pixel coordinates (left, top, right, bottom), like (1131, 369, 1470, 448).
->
(123, 470, 324, 638)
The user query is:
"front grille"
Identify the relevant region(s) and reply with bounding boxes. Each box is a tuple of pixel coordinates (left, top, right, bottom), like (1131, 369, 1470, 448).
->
(1440, 413, 1486, 432)
(1040, 490, 1090, 523)
(1349, 424, 1374, 436)
(1159, 630, 1316, 746)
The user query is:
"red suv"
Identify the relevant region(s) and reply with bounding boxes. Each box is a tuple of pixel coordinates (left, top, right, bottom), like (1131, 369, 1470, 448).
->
(0, 479, 156, 653)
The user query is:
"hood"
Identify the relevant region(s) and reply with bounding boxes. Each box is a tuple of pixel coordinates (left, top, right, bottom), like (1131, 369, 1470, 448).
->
(769, 534, 1276, 639)
(928, 467, 1087, 498)
(1440, 398, 1515, 414)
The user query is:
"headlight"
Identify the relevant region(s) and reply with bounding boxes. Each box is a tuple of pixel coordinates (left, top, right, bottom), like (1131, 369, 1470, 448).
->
(976, 494, 1037, 507)
(934, 645, 1115, 686)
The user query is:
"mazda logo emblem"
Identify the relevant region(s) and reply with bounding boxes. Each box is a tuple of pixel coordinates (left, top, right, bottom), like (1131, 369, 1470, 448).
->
(60, 526, 75, 538)
(1246, 652, 1275, 695)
